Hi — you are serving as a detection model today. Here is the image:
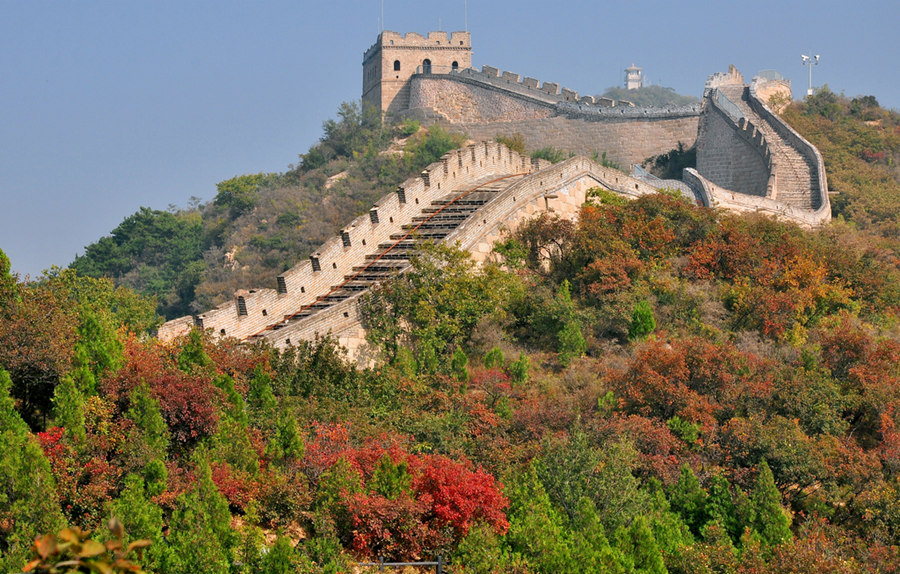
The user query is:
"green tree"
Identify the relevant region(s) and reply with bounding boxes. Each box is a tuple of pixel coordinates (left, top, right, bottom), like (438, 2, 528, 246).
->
(508, 352, 530, 385)
(162, 455, 236, 574)
(483, 347, 504, 369)
(110, 473, 169, 572)
(503, 465, 572, 573)
(668, 465, 708, 536)
(51, 375, 86, 444)
(368, 455, 411, 500)
(615, 516, 667, 574)
(266, 411, 305, 466)
(214, 173, 279, 218)
(749, 459, 792, 548)
(0, 369, 65, 572)
(569, 497, 627, 573)
(127, 384, 170, 461)
(262, 535, 297, 574)
(451, 347, 470, 383)
(629, 300, 656, 341)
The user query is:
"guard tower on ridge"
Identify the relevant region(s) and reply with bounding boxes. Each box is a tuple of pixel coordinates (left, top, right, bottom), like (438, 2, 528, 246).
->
(362, 30, 472, 117)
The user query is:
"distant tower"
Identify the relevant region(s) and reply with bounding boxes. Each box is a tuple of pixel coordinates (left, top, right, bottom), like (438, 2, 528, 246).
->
(625, 63, 643, 90)
(362, 31, 472, 116)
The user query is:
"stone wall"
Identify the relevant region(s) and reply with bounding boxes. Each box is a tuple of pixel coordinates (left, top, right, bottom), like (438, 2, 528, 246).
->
(362, 31, 472, 115)
(747, 82, 829, 213)
(252, 154, 668, 360)
(696, 90, 772, 198)
(158, 141, 534, 343)
(406, 74, 700, 167)
(684, 168, 830, 228)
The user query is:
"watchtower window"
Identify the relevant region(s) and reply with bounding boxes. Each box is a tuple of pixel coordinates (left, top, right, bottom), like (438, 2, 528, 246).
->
(369, 209, 379, 224)
(452, 61, 459, 71)
(310, 256, 321, 272)
(341, 231, 351, 248)
(237, 296, 247, 316)
(422, 59, 431, 74)
(276, 276, 287, 294)
(393, 60, 400, 71)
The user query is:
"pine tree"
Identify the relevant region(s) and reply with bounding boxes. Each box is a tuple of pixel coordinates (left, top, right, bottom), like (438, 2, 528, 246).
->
(265, 412, 305, 467)
(558, 319, 586, 367)
(668, 464, 708, 536)
(705, 474, 740, 543)
(451, 346, 469, 383)
(163, 455, 235, 574)
(127, 383, 170, 460)
(483, 346, 504, 369)
(177, 328, 212, 374)
(628, 300, 656, 341)
(749, 459, 792, 547)
(368, 454, 411, 499)
(110, 473, 169, 572)
(262, 535, 297, 574)
(0, 368, 65, 572)
(247, 365, 277, 429)
(503, 465, 573, 573)
(52, 375, 86, 444)
(569, 497, 627, 573)
(508, 352, 530, 385)
(71, 308, 123, 394)
(236, 502, 265, 574)
(616, 516, 667, 574)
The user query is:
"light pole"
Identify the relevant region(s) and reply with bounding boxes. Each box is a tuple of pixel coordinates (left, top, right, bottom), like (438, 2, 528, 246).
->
(801, 52, 820, 96)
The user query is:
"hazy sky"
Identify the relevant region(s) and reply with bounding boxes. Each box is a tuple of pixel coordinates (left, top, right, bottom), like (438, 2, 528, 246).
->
(2, 0, 898, 277)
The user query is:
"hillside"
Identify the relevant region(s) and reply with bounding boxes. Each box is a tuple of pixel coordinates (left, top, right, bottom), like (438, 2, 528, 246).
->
(7, 179, 900, 570)
(601, 85, 699, 107)
(71, 103, 464, 320)
(4, 89, 900, 572)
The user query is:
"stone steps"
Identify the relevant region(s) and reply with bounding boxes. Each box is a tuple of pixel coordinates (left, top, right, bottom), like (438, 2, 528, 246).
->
(719, 85, 817, 210)
(274, 175, 521, 323)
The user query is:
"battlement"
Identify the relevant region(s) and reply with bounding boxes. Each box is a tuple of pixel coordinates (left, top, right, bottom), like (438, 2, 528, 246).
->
(159, 140, 533, 344)
(453, 65, 602, 106)
(364, 30, 471, 62)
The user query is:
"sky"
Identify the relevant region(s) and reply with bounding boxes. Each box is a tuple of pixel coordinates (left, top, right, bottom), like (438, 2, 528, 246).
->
(2, 0, 899, 278)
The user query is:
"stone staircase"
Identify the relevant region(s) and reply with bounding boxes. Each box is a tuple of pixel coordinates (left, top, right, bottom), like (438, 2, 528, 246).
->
(247, 175, 523, 340)
(718, 85, 820, 210)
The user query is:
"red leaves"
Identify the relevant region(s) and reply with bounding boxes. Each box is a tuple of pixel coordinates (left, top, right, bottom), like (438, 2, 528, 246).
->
(300, 424, 508, 560)
(103, 336, 219, 445)
(414, 455, 509, 536)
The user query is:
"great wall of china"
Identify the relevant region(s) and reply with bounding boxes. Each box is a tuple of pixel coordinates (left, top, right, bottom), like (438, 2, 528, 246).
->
(158, 31, 831, 358)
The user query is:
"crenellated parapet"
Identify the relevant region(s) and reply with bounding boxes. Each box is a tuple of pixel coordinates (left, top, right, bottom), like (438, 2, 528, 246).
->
(158, 141, 533, 344)
(694, 67, 829, 222)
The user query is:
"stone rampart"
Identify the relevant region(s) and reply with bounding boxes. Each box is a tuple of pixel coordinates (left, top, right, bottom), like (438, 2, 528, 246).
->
(684, 168, 830, 228)
(158, 141, 534, 343)
(251, 154, 673, 357)
(747, 82, 829, 212)
(405, 70, 700, 167)
(696, 89, 772, 198)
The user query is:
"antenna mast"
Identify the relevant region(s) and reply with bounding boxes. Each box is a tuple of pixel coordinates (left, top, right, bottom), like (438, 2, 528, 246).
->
(381, 0, 384, 31)
(465, 0, 468, 31)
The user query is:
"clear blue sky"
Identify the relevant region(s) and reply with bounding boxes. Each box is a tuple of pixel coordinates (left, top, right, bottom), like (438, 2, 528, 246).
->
(2, 0, 898, 277)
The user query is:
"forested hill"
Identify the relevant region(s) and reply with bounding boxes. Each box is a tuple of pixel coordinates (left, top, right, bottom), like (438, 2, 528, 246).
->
(70, 103, 465, 319)
(5, 88, 900, 572)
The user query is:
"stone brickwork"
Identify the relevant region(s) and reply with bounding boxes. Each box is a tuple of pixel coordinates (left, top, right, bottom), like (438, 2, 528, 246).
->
(362, 31, 472, 116)
(403, 66, 700, 167)
(159, 141, 533, 344)
(696, 70, 828, 214)
(239, 153, 669, 361)
(696, 90, 772, 198)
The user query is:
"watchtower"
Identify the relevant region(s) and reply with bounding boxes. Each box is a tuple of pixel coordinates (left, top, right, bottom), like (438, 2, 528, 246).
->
(362, 30, 472, 117)
(625, 63, 643, 90)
